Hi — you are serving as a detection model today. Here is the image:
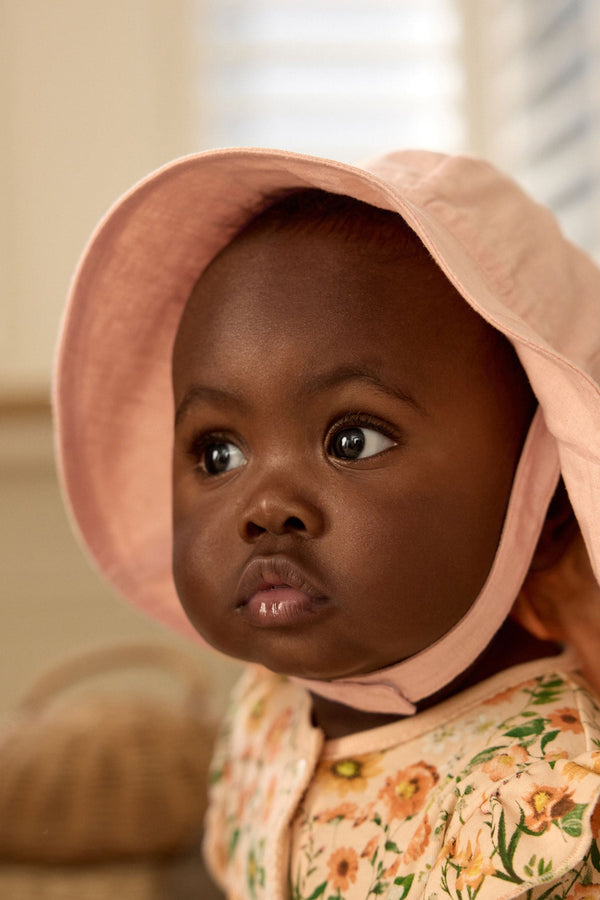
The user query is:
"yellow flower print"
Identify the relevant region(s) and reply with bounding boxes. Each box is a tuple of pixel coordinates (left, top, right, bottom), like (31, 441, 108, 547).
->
(315, 753, 383, 797)
(378, 761, 438, 820)
(247, 697, 267, 731)
(327, 846, 360, 891)
(482, 745, 529, 782)
(523, 784, 576, 833)
(563, 761, 593, 783)
(453, 832, 495, 892)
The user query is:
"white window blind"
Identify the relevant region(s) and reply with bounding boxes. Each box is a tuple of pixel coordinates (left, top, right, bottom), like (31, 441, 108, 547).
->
(470, 0, 600, 258)
(194, 0, 600, 257)
(193, 0, 467, 162)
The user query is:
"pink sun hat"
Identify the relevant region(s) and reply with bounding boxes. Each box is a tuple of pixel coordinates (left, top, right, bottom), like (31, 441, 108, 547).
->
(54, 147, 600, 656)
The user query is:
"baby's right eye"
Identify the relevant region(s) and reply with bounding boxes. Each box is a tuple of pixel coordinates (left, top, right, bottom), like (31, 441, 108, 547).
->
(192, 438, 247, 476)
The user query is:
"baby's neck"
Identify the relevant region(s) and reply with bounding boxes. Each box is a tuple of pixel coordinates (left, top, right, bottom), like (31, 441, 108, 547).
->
(309, 619, 562, 739)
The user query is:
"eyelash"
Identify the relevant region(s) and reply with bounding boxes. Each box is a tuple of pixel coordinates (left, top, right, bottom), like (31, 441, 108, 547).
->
(325, 411, 398, 449)
(187, 430, 235, 463)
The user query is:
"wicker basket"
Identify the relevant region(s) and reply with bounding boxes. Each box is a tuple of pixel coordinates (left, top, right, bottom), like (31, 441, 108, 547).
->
(0, 643, 217, 865)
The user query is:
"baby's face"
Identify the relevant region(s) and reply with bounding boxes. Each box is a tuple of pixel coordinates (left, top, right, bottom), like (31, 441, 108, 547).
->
(171, 222, 534, 680)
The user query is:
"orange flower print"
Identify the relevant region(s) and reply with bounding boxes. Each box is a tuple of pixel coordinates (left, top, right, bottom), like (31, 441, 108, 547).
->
(265, 708, 293, 761)
(453, 832, 495, 892)
(483, 680, 535, 706)
(315, 802, 359, 823)
(591, 800, 600, 839)
(545, 749, 568, 764)
(353, 802, 375, 827)
(236, 781, 257, 820)
(482, 745, 529, 782)
(383, 857, 401, 878)
(403, 815, 431, 864)
(549, 708, 584, 734)
(327, 847, 359, 891)
(524, 784, 576, 833)
(565, 885, 600, 900)
(262, 775, 277, 822)
(316, 753, 383, 797)
(378, 761, 438, 820)
(361, 835, 379, 859)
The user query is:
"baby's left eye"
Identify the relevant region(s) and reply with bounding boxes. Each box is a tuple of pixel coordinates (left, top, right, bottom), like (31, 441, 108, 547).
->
(330, 426, 395, 460)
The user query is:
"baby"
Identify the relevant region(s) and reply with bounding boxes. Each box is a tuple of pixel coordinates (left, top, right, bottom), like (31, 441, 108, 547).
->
(55, 149, 600, 899)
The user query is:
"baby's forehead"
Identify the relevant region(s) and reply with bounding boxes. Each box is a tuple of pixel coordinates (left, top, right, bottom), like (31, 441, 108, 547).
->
(179, 201, 512, 391)
(187, 187, 443, 331)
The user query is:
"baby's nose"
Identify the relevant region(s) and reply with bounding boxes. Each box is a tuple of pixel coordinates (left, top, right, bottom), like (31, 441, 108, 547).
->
(238, 481, 325, 542)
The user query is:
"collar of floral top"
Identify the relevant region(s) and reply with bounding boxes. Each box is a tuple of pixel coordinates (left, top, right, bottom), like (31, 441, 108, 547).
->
(55, 148, 600, 712)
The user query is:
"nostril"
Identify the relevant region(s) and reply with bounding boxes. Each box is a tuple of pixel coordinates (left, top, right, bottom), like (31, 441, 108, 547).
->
(245, 521, 266, 539)
(285, 516, 306, 532)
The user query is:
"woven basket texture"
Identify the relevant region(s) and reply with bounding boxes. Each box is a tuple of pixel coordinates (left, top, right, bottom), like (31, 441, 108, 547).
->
(0, 643, 217, 865)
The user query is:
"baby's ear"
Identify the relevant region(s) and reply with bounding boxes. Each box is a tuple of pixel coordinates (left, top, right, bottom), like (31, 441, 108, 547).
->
(528, 478, 578, 573)
(511, 503, 600, 695)
(511, 480, 578, 641)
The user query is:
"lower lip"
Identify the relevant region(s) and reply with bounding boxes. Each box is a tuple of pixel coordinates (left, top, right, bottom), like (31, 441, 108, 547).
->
(239, 587, 329, 628)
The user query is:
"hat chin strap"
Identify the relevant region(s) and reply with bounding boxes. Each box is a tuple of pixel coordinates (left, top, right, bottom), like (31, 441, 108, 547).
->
(292, 408, 561, 716)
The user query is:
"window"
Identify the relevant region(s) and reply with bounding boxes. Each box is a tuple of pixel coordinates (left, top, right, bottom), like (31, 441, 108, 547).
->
(194, 0, 466, 161)
(466, 0, 600, 256)
(195, 0, 600, 257)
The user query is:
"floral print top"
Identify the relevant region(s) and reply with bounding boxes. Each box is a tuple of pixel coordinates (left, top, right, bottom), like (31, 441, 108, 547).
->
(203, 654, 600, 900)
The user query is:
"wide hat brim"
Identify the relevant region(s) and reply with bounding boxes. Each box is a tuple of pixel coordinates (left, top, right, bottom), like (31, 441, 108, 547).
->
(54, 147, 600, 641)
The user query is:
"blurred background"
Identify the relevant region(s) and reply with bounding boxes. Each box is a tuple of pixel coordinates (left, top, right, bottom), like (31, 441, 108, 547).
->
(2, 0, 600, 720)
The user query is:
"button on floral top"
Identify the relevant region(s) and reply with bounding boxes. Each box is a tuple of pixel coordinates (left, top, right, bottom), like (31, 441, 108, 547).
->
(204, 655, 600, 900)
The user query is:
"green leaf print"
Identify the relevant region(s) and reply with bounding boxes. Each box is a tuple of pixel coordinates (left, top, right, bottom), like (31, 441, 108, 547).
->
(306, 881, 327, 899)
(591, 837, 600, 873)
(560, 803, 587, 838)
(495, 809, 525, 883)
(385, 840, 401, 853)
(228, 827, 240, 860)
(532, 692, 563, 706)
(468, 746, 508, 767)
(537, 858, 552, 877)
(540, 730, 560, 754)
(393, 873, 414, 899)
(504, 718, 546, 739)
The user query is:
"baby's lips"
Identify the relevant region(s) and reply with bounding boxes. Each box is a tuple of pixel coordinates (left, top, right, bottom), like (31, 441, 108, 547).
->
(235, 555, 327, 607)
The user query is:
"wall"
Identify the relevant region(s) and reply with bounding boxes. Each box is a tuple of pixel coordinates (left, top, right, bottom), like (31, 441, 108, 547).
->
(0, 0, 243, 719)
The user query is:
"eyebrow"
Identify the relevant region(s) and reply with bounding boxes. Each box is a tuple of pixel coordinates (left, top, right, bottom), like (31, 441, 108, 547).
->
(175, 363, 426, 426)
(174, 384, 249, 426)
(304, 364, 426, 413)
